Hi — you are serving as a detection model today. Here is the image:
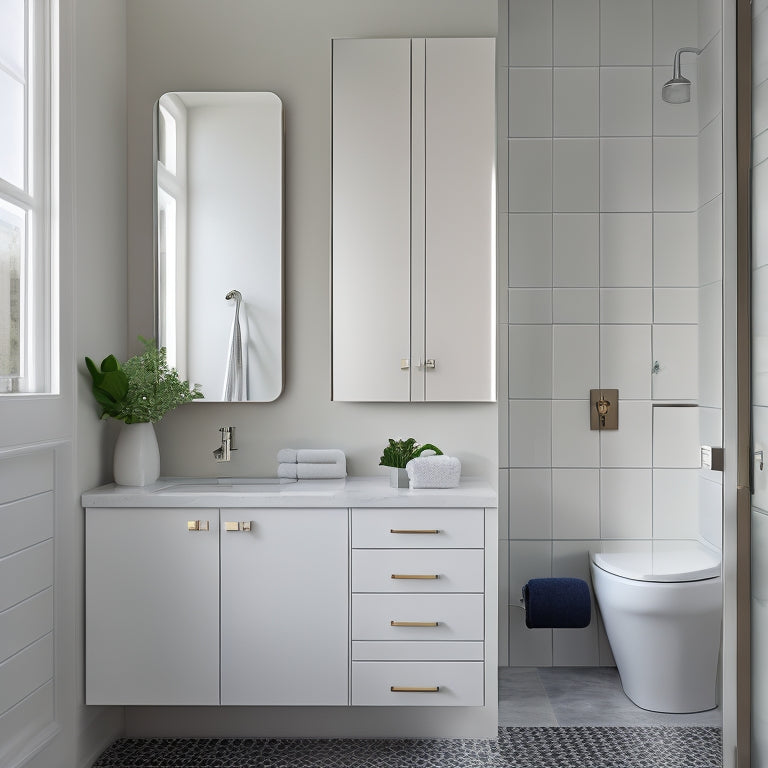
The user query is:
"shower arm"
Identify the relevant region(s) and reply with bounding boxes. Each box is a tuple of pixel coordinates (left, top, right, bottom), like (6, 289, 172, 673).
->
(672, 46, 702, 77)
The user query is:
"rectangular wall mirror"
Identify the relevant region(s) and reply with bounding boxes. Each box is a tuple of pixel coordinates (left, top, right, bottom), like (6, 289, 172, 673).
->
(154, 91, 284, 402)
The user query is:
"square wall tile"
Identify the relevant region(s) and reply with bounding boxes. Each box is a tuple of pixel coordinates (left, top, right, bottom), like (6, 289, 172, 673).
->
(653, 212, 698, 286)
(498, 542, 510, 665)
(698, 476, 722, 549)
(653, 65, 699, 136)
(509, 0, 553, 67)
(553, 469, 600, 538)
(600, 67, 652, 136)
(653, 469, 699, 538)
(600, 400, 653, 468)
(553, 214, 599, 286)
(509, 401, 552, 467)
(698, 199, 722, 286)
(552, 400, 600, 467)
(509, 69, 553, 137)
(755, 79, 768, 139)
(509, 468, 552, 539)
(754, 162, 768, 270)
(554, 68, 599, 137)
(654, 288, 698, 323)
(499, 380, 509, 467)
(697, 407, 722, 485)
(699, 114, 723, 206)
(509, 214, 553, 287)
(653, 138, 699, 212)
(508, 289, 553, 324)
(509, 325, 553, 398)
(653, 405, 701, 467)
(554, 0, 599, 66)
(553, 289, 600, 323)
(552, 540, 600, 665)
(600, 288, 653, 324)
(553, 139, 599, 212)
(698, 33, 722, 129)
(509, 139, 553, 213)
(699, 282, 722, 408)
(699, 0, 722, 48)
(755, 268, 768, 406)
(600, 468, 652, 538)
(499, 468, 510, 541)
(653, 0, 699, 65)
(600, 214, 653, 287)
(553, 325, 599, 399)
(509, 540, 552, 666)
(652, 325, 698, 399)
(600, 325, 652, 399)
(600, 139, 653, 212)
(600, 0, 653, 65)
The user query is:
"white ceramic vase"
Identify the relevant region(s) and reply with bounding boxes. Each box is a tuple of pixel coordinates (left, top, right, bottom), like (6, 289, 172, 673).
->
(113, 421, 161, 486)
(389, 467, 410, 489)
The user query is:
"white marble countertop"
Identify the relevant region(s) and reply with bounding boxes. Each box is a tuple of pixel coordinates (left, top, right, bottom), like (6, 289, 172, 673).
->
(82, 475, 497, 509)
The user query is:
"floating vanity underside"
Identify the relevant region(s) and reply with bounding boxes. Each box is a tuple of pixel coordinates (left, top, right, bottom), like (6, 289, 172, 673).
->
(82, 477, 498, 739)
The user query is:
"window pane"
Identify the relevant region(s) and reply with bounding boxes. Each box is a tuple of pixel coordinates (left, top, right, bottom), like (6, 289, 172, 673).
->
(0, 0, 25, 79)
(0, 69, 25, 188)
(0, 198, 25, 380)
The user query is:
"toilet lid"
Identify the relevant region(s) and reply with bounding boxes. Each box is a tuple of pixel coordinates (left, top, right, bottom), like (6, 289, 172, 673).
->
(591, 541, 721, 582)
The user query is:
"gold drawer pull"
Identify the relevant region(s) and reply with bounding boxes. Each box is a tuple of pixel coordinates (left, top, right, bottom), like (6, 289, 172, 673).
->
(187, 520, 209, 531)
(391, 686, 440, 693)
(391, 574, 439, 580)
(390, 529, 440, 534)
(390, 620, 439, 627)
(224, 521, 252, 532)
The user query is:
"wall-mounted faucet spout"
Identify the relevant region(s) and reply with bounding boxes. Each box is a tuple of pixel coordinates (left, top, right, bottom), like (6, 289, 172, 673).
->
(213, 426, 237, 462)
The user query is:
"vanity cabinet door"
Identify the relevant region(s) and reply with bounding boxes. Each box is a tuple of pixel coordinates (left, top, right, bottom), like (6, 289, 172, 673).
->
(85, 507, 220, 705)
(220, 507, 349, 705)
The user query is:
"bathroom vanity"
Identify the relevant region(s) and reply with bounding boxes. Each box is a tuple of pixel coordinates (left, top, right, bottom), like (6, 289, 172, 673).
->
(82, 477, 497, 738)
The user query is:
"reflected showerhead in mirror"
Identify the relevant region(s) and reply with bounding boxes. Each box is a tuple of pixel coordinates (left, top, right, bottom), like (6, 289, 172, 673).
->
(661, 47, 702, 104)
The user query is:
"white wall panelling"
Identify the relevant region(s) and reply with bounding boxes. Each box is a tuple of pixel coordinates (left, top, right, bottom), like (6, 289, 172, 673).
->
(501, 0, 722, 667)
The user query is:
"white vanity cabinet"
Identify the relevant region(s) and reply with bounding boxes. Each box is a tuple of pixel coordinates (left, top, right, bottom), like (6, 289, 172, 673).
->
(220, 507, 348, 705)
(332, 37, 496, 403)
(85, 507, 220, 705)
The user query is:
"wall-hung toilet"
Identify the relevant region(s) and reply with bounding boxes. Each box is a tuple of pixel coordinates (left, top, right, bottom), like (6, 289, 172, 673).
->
(590, 540, 722, 714)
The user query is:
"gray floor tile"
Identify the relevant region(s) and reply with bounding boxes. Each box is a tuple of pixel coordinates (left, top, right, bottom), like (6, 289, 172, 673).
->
(498, 668, 558, 726)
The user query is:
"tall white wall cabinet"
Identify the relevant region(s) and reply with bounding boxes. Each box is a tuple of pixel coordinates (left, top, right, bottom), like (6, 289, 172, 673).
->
(332, 37, 496, 402)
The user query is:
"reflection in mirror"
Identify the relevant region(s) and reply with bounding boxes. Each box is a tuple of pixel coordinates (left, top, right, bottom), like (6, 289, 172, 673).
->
(155, 92, 284, 402)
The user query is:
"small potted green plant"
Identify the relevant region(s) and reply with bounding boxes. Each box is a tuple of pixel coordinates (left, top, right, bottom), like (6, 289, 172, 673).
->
(85, 337, 203, 486)
(379, 438, 442, 488)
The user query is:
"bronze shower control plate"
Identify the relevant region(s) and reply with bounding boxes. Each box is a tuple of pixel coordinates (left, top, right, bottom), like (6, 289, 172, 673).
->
(590, 389, 619, 430)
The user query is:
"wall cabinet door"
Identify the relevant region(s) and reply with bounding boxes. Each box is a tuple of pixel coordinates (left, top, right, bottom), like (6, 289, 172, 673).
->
(332, 37, 495, 402)
(220, 508, 349, 704)
(85, 508, 219, 705)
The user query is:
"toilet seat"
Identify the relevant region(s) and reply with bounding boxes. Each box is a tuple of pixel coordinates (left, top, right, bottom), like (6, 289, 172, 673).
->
(591, 540, 721, 583)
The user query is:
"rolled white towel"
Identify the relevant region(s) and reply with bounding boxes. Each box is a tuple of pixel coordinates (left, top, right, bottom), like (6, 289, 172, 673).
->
(277, 448, 298, 464)
(406, 455, 461, 489)
(277, 463, 298, 479)
(297, 462, 347, 479)
(296, 448, 346, 466)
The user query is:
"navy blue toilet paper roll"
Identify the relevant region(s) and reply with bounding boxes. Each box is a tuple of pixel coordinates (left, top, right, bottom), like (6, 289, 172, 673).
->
(523, 577, 591, 629)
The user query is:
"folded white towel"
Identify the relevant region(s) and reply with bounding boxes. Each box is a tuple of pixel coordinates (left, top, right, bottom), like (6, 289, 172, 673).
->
(296, 462, 346, 479)
(277, 448, 298, 464)
(297, 448, 346, 466)
(277, 463, 298, 479)
(406, 455, 461, 489)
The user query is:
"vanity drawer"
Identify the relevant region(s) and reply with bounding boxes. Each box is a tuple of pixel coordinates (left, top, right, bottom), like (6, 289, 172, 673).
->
(352, 508, 484, 549)
(351, 661, 484, 706)
(352, 593, 484, 640)
(352, 549, 484, 593)
(352, 641, 484, 662)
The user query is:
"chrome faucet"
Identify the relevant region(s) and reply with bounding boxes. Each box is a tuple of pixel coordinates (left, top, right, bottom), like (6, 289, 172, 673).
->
(213, 426, 237, 462)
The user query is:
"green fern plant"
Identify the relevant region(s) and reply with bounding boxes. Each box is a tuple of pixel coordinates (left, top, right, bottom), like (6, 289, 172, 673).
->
(85, 337, 203, 423)
(379, 438, 443, 468)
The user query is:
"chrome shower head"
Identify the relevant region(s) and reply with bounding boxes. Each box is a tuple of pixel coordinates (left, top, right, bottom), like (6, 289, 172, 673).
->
(661, 47, 702, 104)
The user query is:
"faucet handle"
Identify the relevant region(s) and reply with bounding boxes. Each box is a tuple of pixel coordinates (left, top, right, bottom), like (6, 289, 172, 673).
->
(219, 426, 237, 451)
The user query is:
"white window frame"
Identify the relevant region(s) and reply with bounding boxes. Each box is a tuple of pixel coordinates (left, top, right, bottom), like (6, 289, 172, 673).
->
(0, 0, 56, 395)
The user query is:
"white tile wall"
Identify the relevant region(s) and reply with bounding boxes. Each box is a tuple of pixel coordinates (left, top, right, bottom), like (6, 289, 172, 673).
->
(552, 468, 600, 538)
(553, 214, 599, 286)
(554, 68, 599, 136)
(501, 0, 719, 667)
(600, 469, 653, 538)
(600, 214, 653, 287)
(553, 325, 599, 399)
